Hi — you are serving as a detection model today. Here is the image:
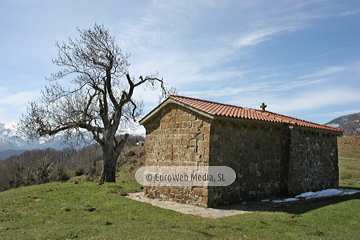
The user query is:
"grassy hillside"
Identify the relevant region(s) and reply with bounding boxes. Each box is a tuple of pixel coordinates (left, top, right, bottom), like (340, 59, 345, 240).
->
(338, 135, 360, 160)
(338, 135, 360, 188)
(0, 135, 359, 239)
(0, 181, 359, 239)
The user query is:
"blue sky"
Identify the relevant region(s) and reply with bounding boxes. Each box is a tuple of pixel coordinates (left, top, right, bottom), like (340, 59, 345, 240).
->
(1, 0, 360, 129)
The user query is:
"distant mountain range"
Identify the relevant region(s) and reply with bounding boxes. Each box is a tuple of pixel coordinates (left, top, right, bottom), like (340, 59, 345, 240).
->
(326, 112, 360, 136)
(0, 122, 66, 159)
(0, 122, 143, 160)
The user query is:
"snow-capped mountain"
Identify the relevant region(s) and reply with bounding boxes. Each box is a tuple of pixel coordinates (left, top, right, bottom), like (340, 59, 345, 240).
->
(0, 122, 27, 150)
(0, 122, 144, 159)
(326, 112, 360, 136)
(0, 122, 67, 159)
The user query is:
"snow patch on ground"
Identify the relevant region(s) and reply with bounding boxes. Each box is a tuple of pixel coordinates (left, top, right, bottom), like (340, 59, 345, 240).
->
(272, 198, 298, 203)
(262, 188, 360, 203)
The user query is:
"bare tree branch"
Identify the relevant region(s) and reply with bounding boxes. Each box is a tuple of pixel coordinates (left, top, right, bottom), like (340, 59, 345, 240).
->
(20, 24, 176, 182)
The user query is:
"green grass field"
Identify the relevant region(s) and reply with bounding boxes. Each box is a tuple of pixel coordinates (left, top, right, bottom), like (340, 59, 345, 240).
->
(0, 181, 359, 239)
(0, 136, 359, 239)
(338, 135, 360, 188)
(338, 135, 360, 160)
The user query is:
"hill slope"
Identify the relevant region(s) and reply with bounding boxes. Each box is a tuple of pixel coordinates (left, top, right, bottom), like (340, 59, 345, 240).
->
(326, 112, 360, 136)
(1, 181, 360, 239)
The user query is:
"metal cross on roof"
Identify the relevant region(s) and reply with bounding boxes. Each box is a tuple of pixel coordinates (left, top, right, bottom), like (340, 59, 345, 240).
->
(260, 103, 267, 111)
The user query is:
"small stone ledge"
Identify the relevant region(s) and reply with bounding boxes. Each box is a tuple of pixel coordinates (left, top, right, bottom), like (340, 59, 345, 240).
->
(126, 192, 250, 219)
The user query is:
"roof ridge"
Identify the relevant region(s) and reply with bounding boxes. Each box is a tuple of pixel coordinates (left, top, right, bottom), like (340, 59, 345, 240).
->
(171, 95, 271, 115)
(147, 95, 343, 133)
(261, 110, 330, 128)
(170, 95, 246, 110)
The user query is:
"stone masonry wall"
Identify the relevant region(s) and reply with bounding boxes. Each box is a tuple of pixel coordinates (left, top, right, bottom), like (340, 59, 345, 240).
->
(143, 103, 211, 207)
(288, 128, 339, 195)
(143, 104, 340, 207)
(208, 119, 285, 206)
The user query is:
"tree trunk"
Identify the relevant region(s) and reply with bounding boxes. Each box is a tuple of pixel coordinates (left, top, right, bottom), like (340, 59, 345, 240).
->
(100, 134, 129, 182)
(100, 148, 119, 182)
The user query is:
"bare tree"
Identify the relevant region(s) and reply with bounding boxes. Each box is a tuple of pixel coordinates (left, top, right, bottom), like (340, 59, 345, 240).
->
(35, 154, 56, 184)
(20, 24, 174, 182)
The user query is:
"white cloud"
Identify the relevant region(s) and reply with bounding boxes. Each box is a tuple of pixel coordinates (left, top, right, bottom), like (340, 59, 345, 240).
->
(234, 26, 296, 47)
(183, 78, 327, 100)
(268, 88, 360, 113)
(0, 90, 40, 107)
(0, 90, 41, 123)
(180, 79, 360, 117)
(130, 47, 238, 87)
(347, 61, 360, 75)
(133, 85, 164, 105)
(339, 9, 360, 16)
(298, 66, 348, 79)
(309, 109, 360, 118)
(313, 43, 360, 60)
(259, 73, 280, 78)
(232, 10, 326, 48)
(217, 87, 360, 116)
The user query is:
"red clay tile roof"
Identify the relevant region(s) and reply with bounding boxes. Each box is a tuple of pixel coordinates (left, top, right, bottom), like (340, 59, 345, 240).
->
(141, 95, 343, 133)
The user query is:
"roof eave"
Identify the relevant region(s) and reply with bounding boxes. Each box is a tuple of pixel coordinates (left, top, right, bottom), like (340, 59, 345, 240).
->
(290, 124, 344, 135)
(139, 98, 214, 125)
(213, 115, 343, 134)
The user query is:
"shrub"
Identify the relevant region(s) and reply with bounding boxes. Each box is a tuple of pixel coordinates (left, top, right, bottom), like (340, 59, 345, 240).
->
(139, 150, 145, 157)
(54, 165, 70, 181)
(75, 168, 85, 176)
(126, 150, 136, 157)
